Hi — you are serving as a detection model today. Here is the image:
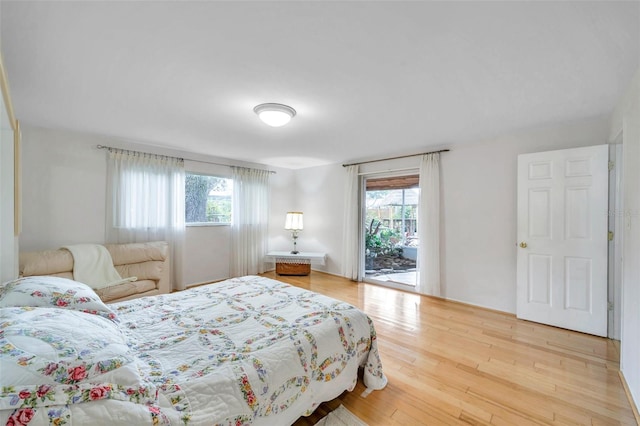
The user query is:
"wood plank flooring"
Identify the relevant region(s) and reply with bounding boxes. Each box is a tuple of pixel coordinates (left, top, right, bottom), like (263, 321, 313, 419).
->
(258, 271, 638, 426)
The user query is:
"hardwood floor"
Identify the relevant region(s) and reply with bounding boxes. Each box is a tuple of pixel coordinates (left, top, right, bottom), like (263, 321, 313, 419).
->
(258, 271, 638, 426)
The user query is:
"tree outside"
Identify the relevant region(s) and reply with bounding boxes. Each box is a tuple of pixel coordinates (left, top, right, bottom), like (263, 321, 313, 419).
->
(185, 174, 232, 223)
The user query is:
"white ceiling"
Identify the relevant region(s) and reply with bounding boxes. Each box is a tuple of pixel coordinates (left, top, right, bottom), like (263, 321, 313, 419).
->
(1, 1, 639, 169)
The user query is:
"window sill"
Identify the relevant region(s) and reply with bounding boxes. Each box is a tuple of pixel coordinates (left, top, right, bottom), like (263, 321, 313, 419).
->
(186, 222, 231, 227)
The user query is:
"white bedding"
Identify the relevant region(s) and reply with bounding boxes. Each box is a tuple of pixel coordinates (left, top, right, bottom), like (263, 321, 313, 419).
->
(0, 275, 386, 425)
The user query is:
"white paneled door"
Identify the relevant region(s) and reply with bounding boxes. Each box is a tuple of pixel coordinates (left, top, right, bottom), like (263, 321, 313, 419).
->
(516, 145, 609, 337)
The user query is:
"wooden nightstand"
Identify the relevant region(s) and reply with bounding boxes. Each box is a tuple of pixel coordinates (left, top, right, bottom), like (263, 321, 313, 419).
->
(265, 251, 326, 276)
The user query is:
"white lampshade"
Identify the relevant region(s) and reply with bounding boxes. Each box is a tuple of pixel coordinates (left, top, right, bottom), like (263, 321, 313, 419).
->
(254, 103, 296, 127)
(284, 212, 304, 230)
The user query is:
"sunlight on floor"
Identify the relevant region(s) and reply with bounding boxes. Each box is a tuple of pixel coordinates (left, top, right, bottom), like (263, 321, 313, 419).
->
(361, 283, 422, 330)
(368, 270, 417, 286)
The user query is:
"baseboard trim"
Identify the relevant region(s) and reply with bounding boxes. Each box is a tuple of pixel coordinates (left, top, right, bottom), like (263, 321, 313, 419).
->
(619, 371, 640, 424)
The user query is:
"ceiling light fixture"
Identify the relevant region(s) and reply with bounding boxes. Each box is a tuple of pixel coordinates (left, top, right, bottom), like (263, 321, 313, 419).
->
(254, 103, 296, 127)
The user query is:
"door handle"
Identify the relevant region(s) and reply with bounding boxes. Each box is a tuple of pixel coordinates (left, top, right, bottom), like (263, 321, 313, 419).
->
(519, 242, 528, 248)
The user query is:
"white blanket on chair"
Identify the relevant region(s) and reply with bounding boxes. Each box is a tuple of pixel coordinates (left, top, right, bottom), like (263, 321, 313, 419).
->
(62, 244, 137, 290)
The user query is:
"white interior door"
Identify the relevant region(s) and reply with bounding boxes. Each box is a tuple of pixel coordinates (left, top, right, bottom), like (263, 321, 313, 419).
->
(516, 145, 609, 337)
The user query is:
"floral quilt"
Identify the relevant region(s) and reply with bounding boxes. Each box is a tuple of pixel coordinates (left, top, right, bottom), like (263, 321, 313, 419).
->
(0, 275, 386, 425)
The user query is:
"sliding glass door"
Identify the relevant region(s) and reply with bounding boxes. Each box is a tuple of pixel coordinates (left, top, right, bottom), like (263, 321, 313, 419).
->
(363, 174, 419, 288)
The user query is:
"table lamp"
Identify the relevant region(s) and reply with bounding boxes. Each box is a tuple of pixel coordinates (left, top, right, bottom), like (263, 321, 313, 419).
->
(284, 212, 303, 254)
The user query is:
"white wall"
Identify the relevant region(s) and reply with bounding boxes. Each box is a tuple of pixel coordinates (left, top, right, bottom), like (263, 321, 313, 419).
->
(0, 84, 17, 282)
(612, 67, 640, 411)
(441, 117, 611, 312)
(267, 167, 296, 257)
(20, 127, 107, 250)
(19, 125, 275, 286)
(283, 164, 346, 274)
(292, 115, 611, 313)
(21, 113, 613, 313)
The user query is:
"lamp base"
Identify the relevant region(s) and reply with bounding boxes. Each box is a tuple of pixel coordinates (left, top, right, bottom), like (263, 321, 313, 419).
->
(290, 250, 299, 254)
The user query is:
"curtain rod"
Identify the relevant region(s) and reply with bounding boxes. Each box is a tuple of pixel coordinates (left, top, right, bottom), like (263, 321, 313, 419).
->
(97, 144, 184, 161)
(342, 149, 450, 167)
(358, 167, 418, 176)
(96, 145, 276, 174)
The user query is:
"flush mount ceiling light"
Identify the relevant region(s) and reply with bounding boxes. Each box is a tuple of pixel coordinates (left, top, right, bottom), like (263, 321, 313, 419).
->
(254, 103, 296, 127)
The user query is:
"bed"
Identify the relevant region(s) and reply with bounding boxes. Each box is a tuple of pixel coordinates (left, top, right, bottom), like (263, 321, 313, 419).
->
(0, 275, 387, 425)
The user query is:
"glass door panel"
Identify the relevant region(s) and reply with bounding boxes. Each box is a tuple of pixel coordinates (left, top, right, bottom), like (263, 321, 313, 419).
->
(363, 175, 419, 288)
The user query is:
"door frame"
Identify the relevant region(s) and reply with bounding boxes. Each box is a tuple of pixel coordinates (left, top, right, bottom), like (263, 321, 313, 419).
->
(608, 137, 623, 339)
(360, 169, 420, 291)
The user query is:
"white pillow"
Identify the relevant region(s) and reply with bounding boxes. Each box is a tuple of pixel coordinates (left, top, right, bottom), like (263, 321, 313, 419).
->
(0, 276, 117, 322)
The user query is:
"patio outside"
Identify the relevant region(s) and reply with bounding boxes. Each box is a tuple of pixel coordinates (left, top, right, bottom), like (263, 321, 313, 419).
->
(365, 188, 418, 286)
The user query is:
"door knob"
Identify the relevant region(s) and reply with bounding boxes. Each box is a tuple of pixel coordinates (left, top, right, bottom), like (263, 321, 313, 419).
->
(519, 242, 528, 248)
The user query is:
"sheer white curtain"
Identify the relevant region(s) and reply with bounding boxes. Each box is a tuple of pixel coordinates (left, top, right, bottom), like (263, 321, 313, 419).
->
(417, 153, 441, 296)
(106, 149, 186, 290)
(230, 166, 270, 277)
(342, 165, 360, 280)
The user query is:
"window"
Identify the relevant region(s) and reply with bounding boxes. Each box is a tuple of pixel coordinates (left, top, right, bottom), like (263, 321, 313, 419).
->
(185, 173, 233, 225)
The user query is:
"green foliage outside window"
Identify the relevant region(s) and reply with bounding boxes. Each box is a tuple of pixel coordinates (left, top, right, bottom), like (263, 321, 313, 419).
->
(365, 219, 402, 256)
(185, 174, 232, 224)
